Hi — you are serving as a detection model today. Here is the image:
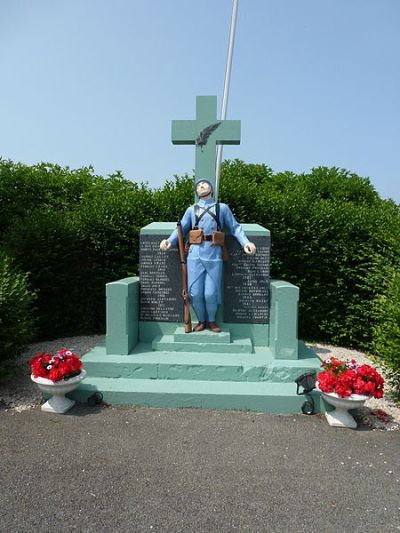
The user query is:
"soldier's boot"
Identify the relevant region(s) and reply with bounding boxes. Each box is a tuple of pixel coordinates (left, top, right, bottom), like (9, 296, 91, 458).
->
(208, 322, 222, 333)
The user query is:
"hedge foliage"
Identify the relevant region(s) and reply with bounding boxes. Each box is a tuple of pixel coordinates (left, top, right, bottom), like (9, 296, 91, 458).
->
(220, 160, 400, 349)
(0, 252, 37, 362)
(372, 269, 400, 393)
(1, 158, 399, 374)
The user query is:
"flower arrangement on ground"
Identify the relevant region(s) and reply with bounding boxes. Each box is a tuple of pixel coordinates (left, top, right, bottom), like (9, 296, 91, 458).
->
(317, 357, 384, 399)
(29, 349, 83, 383)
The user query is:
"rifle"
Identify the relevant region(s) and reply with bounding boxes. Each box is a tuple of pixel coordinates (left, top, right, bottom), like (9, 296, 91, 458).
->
(177, 222, 192, 333)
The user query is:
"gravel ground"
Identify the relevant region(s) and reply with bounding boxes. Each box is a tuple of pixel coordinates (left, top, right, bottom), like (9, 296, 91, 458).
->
(0, 335, 399, 429)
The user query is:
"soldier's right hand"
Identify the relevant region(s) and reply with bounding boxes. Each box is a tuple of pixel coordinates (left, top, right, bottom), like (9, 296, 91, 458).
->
(160, 239, 171, 251)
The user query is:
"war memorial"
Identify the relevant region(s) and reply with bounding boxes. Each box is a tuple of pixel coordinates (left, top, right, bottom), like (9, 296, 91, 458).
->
(70, 95, 323, 413)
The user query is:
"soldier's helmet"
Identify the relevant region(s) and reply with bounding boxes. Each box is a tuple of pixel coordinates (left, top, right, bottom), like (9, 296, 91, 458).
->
(194, 179, 214, 198)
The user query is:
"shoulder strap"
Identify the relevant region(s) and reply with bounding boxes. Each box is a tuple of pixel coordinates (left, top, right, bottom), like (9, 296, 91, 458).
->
(194, 204, 200, 228)
(195, 205, 218, 226)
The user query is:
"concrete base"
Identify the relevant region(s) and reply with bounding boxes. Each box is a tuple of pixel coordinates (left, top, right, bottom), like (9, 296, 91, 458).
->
(41, 396, 76, 414)
(69, 340, 323, 414)
(82, 223, 319, 415)
(324, 409, 357, 429)
(32, 370, 87, 414)
(319, 390, 369, 428)
(72, 377, 322, 413)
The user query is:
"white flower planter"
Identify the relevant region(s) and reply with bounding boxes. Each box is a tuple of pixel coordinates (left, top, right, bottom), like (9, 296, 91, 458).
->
(31, 370, 86, 414)
(317, 383, 370, 428)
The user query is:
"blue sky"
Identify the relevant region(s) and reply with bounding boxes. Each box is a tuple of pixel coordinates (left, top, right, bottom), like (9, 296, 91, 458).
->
(1, 0, 399, 202)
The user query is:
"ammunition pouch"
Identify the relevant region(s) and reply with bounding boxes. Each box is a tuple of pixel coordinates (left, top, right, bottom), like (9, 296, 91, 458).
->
(188, 228, 229, 261)
(189, 229, 203, 244)
(212, 230, 225, 247)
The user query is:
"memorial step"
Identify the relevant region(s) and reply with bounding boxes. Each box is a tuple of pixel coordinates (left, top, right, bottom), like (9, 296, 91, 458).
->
(70, 377, 323, 414)
(151, 335, 253, 354)
(81, 343, 321, 382)
(173, 327, 231, 344)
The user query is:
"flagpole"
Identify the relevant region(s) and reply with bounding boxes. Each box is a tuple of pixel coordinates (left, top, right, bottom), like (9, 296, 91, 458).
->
(215, 0, 239, 201)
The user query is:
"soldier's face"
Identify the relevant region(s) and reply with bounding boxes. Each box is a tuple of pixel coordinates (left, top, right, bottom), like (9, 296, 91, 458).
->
(196, 181, 212, 198)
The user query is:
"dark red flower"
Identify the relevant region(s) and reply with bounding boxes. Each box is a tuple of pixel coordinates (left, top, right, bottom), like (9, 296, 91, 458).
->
(318, 357, 384, 399)
(29, 350, 82, 382)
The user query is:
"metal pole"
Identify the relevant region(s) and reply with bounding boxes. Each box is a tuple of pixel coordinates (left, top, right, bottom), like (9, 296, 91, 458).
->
(215, 0, 239, 201)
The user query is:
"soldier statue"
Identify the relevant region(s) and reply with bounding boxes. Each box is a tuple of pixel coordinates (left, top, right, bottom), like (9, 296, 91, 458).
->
(160, 179, 256, 333)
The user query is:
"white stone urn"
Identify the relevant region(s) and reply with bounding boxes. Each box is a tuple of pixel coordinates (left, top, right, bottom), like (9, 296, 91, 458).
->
(31, 370, 86, 414)
(317, 382, 370, 428)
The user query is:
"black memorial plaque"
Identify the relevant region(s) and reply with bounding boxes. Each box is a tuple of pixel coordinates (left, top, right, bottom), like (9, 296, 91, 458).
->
(139, 235, 181, 321)
(223, 235, 270, 324)
(139, 232, 270, 323)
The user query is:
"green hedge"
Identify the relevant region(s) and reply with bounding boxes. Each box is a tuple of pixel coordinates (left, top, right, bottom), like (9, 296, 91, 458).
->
(220, 161, 400, 348)
(0, 159, 98, 240)
(3, 210, 91, 338)
(0, 252, 37, 362)
(372, 269, 400, 395)
(1, 158, 399, 359)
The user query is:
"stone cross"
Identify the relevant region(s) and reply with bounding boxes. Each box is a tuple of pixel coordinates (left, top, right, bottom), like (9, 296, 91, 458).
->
(171, 95, 241, 193)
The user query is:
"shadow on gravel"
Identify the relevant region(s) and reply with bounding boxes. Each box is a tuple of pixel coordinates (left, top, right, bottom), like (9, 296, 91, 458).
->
(308, 345, 331, 355)
(63, 403, 107, 417)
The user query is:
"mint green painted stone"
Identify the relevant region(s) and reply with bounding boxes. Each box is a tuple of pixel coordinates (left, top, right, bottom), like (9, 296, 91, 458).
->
(140, 222, 176, 235)
(171, 95, 240, 192)
(139, 320, 269, 347)
(269, 280, 299, 360)
(174, 327, 231, 343)
(106, 277, 139, 355)
(92, 232, 319, 412)
(75, 341, 321, 384)
(140, 222, 269, 237)
(71, 270, 323, 412)
(152, 335, 253, 354)
(71, 376, 322, 414)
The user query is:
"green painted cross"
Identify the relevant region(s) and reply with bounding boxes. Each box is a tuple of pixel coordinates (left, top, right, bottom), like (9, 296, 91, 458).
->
(171, 96, 240, 193)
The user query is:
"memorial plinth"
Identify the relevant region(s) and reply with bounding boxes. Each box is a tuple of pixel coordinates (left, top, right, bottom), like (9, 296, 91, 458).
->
(69, 221, 323, 414)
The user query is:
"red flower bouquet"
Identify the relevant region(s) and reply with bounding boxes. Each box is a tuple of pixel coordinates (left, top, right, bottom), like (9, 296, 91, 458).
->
(317, 357, 384, 399)
(29, 349, 83, 383)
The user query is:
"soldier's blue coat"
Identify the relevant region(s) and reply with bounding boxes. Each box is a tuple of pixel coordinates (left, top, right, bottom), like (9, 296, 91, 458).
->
(168, 198, 250, 321)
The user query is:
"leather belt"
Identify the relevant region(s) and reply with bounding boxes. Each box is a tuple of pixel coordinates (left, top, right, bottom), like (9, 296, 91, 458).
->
(203, 235, 212, 241)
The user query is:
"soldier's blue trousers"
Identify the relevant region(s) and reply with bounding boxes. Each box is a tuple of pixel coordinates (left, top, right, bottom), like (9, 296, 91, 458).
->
(189, 269, 219, 323)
